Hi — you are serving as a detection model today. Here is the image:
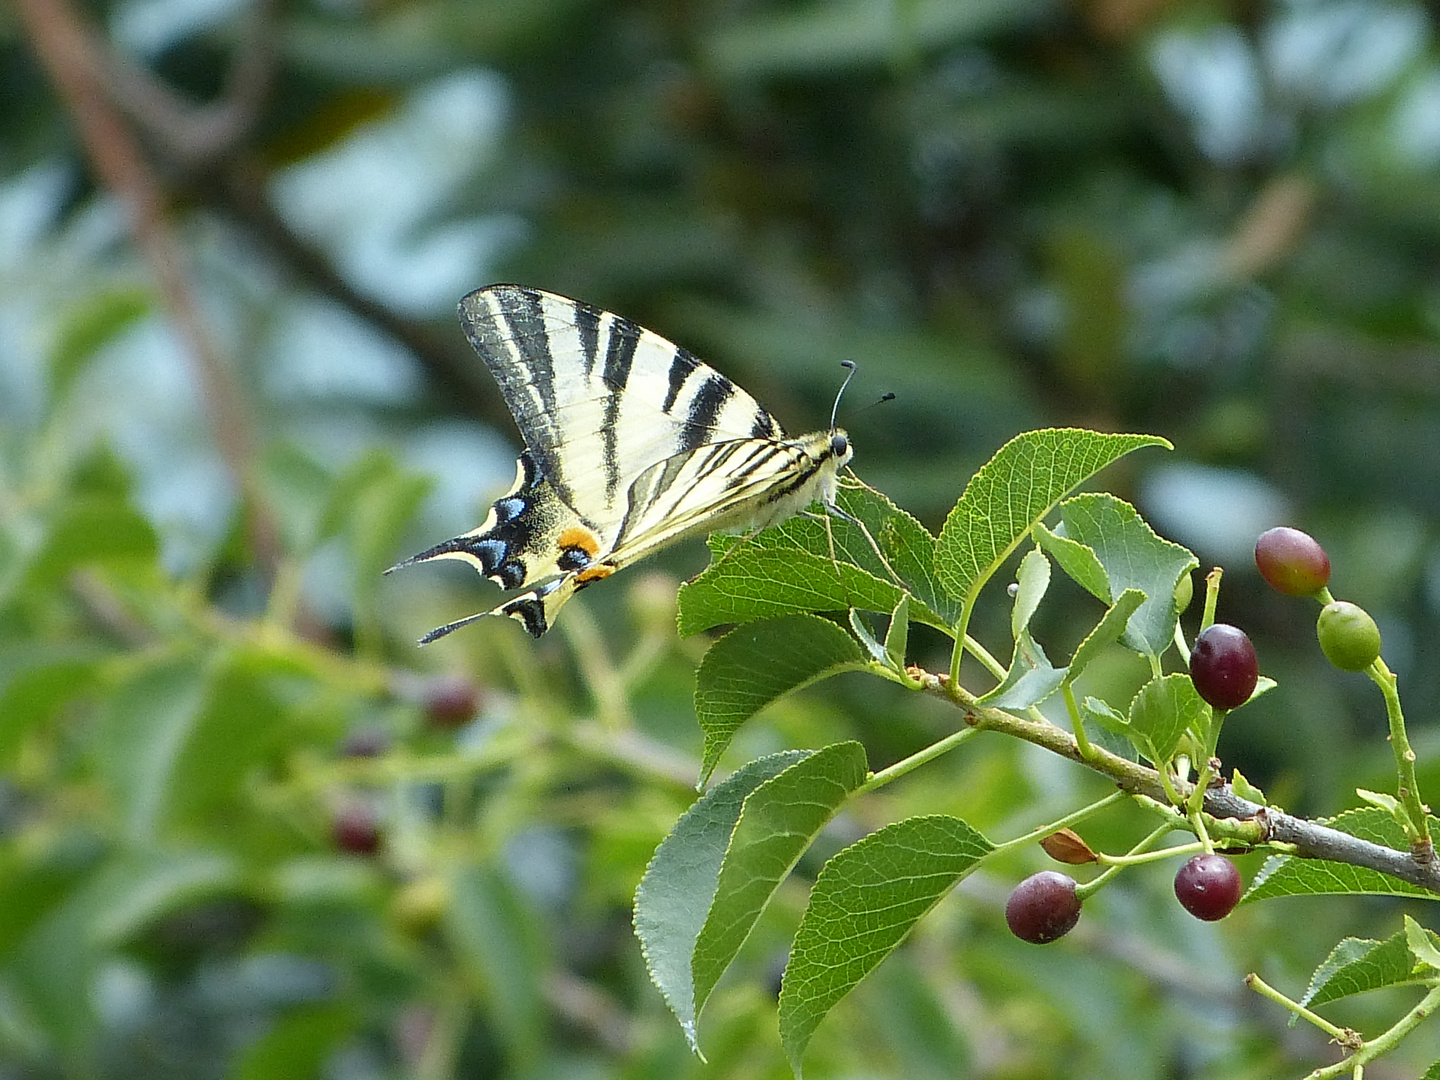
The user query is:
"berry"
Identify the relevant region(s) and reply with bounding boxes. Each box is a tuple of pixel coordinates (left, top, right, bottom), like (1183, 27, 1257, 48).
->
(340, 726, 390, 758)
(1174, 854, 1243, 921)
(423, 675, 481, 728)
(1317, 601, 1382, 672)
(333, 803, 382, 856)
(1190, 623, 1258, 710)
(1255, 527, 1331, 596)
(1005, 871, 1081, 944)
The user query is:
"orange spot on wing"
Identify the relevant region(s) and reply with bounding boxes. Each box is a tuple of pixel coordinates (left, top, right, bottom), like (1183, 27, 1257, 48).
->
(575, 565, 615, 585)
(558, 526, 601, 557)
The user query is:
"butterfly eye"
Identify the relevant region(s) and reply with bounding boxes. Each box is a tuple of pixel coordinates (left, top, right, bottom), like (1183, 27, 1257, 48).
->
(830, 434, 849, 459)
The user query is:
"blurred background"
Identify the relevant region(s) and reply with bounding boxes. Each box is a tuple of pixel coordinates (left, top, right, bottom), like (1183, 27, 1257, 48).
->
(5, 0, 1440, 1076)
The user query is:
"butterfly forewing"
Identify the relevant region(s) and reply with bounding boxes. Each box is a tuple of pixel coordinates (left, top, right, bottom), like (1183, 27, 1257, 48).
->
(458, 286, 783, 533)
(396, 285, 852, 639)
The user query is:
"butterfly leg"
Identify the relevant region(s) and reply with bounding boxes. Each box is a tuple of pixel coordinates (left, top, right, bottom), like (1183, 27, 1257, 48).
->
(810, 502, 908, 590)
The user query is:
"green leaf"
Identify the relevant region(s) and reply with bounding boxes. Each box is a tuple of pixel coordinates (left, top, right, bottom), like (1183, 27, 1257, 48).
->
(90, 849, 242, 944)
(692, 742, 869, 1025)
(1425, 1062, 1440, 1080)
(1033, 521, 1110, 601)
(92, 652, 207, 840)
(24, 496, 159, 587)
(849, 609, 888, 663)
(1011, 547, 1050, 639)
(935, 429, 1169, 618)
(677, 484, 953, 635)
(1128, 673, 1207, 765)
(1078, 695, 1139, 761)
(634, 751, 809, 1052)
(884, 594, 910, 670)
(1406, 914, 1440, 972)
(705, 0, 1041, 79)
(778, 815, 994, 1075)
(1230, 767, 1268, 806)
(0, 645, 108, 766)
(233, 1004, 359, 1080)
(694, 614, 867, 784)
(1243, 809, 1440, 902)
(828, 485, 956, 623)
(977, 629, 1066, 709)
(47, 285, 151, 407)
(444, 864, 546, 1066)
(678, 539, 906, 636)
(1081, 695, 1129, 734)
(92, 648, 290, 840)
(1055, 493, 1198, 659)
(1065, 588, 1146, 685)
(1300, 931, 1429, 1011)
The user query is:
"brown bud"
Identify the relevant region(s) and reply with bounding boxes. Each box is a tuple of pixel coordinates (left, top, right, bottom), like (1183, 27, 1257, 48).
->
(1040, 828, 1097, 864)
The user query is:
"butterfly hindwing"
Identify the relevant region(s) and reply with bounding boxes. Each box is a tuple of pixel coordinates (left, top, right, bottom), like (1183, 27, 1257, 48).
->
(394, 285, 853, 640)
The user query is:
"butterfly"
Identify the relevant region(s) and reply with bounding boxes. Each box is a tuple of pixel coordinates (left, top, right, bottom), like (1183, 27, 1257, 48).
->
(389, 284, 855, 641)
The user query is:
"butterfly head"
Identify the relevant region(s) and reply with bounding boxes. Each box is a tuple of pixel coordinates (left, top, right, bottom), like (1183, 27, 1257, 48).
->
(829, 430, 853, 466)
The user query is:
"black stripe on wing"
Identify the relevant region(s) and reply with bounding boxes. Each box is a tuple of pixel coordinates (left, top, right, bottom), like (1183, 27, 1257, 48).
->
(681, 374, 736, 452)
(601, 317, 642, 502)
(662, 348, 700, 413)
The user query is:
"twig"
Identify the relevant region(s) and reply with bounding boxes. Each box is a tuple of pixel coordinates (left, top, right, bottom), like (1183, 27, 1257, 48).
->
(96, 0, 282, 167)
(901, 667, 1440, 895)
(18, 0, 282, 579)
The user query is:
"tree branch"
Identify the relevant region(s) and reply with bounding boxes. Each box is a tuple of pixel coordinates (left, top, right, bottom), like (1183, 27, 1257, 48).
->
(907, 671, 1440, 895)
(17, 0, 283, 580)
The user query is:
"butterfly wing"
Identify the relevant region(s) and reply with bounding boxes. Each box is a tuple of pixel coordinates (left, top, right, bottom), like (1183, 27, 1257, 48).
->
(458, 284, 784, 538)
(392, 285, 850, 640)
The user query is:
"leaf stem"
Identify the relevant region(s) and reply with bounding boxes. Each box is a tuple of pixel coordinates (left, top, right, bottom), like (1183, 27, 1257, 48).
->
(1243, 973, 1358, 1046)
(1200, 567, 1221, 631)
(987, 790, 1129, 858)
(1367, 657, 1432, 860)
(963, 632, 1007, 682)
(949, 600, 975, 693)
(1095, 840, 1203, 868)
(1063, 683, 1094, 760)
(856, 725, 983, 795)
(1075, 821, 1176, 899)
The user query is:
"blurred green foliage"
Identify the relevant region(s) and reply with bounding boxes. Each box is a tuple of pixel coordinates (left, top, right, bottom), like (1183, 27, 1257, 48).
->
(6, 0, 1440, 1076)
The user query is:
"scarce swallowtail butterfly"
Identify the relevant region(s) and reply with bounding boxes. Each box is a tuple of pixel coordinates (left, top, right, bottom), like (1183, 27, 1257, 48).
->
(390, 284, 856, 642)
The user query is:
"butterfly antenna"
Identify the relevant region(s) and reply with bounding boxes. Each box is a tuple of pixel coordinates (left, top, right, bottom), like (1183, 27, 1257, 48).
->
(830, 360, 858, 431)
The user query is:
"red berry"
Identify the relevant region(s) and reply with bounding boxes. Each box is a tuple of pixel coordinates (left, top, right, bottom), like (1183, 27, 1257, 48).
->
(340, 727, 390, 758)
(1005, 871, 1081, 944)
(1190, 623, 1258, 710)
(1255, 527, 1330, 596)
(423, 675, 481, 728)
(333, 803, 382, 855)
(1174, 854, 1243, 921)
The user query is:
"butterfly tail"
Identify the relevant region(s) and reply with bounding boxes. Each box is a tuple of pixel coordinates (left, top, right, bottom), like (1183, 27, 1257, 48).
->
(417, 574, 582, 643)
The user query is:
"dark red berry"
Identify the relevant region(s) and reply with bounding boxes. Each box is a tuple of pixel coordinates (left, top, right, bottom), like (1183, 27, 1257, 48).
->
(340, 727, 390, 758)
(333, 803, 382, 856)
(1190, 623, 1258, 710)
(1316, 601, 1382, 672)
(1005, 871, 1081, 944)
(1174, 854, 1243, 921)
(423, 675, 481, 728)
(1255, 527, 1331, 596)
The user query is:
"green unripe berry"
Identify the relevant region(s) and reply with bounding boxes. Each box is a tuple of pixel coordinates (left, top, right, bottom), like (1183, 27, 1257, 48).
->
(1316, 601, 1382, 672)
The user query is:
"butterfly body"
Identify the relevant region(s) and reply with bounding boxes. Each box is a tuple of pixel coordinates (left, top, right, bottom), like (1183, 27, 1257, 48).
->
(392, 285, 853, 641)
